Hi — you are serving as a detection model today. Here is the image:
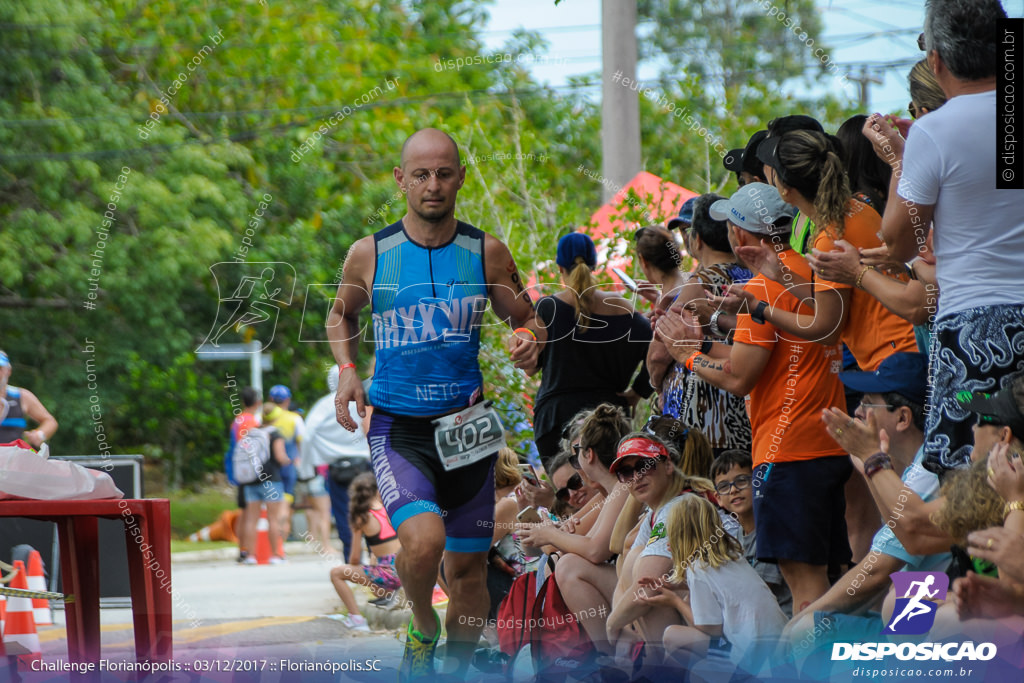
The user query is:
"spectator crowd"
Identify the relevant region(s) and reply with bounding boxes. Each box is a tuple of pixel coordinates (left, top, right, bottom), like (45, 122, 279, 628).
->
(221, 2, 1024, 679)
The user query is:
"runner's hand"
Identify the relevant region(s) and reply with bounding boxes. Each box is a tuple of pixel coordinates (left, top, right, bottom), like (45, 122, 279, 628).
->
(335, 367, 365, 432)
(508, 328, 540, 373)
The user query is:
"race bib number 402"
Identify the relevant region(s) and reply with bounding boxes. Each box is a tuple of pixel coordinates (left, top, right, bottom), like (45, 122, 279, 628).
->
(433, 401, 506, 472)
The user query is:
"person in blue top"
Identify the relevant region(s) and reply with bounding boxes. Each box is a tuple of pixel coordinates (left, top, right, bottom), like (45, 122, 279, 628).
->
(0, 350, 58, 448)
(326, 128, 545, 681)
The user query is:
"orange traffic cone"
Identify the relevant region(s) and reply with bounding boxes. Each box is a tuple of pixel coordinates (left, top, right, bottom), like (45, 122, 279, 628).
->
(25, 552, 51, 627)
(2, 561, 41, 669)
(255, 508, 272, 565)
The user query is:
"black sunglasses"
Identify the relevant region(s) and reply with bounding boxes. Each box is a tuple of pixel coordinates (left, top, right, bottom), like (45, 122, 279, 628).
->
(569, 443, 584, 470)
(615, 457, 664, 483)
(714, 474, 753, 495)
(555, 473, 584, 502)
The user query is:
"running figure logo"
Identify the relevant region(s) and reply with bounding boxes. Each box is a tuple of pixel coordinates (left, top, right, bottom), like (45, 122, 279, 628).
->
(883, 572, 949, 635)
(199, 262, 295, 350)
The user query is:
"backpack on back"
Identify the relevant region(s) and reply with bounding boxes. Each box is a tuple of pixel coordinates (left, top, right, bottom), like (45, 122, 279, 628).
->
(232, 426, 272, 485)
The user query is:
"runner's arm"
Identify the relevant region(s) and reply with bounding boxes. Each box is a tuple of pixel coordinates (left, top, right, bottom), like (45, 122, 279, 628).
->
(483, 236, 547, 373)
(327, 237, 373, 428)
(20, 388, 58, 445)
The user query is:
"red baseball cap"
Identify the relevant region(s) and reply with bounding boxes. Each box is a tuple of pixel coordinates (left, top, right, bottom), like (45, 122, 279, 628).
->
(609, 436, 670, 474)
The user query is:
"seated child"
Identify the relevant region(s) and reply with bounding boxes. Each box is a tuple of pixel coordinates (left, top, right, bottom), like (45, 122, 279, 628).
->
(328, 473, 402, 631)
(641, 495, 786, 667)
(710, 450, 793, 617)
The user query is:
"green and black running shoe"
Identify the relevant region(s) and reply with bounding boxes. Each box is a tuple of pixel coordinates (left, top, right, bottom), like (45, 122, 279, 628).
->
(398, 608, 441, 682)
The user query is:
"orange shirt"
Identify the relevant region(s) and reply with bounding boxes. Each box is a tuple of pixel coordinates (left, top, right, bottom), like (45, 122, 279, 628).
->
(814, 201, 917, 370)
(734, 250, 847, 467)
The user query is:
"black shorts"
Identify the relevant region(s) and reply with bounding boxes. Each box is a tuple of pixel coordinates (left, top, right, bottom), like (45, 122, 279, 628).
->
(368, 410, 496, 553)
(752, 457, 852, 567)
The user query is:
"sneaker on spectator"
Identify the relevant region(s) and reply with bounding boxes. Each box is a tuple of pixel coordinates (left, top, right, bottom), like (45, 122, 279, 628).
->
(269, 555, 286, 565)
(343, 614, 370, 632)
(242, 556, 257, 565)
(236, 552, 250, 564)
(373, 588, 406, 611)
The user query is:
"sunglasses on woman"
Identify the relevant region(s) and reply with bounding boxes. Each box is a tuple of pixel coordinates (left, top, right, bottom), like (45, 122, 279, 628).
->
(615, 457, 665, 483)
(555, 473, 584, 502)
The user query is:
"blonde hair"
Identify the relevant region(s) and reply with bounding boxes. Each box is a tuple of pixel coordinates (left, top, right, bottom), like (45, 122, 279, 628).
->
(564, 257, 599, 331)
(667, 495, 742, 582)
(495, 447, 522, 489)
(930, 458, 1005, 545)
(775, 130, 851, 239)
(662, 467, 716, 510)
(908, 59, 946, 115)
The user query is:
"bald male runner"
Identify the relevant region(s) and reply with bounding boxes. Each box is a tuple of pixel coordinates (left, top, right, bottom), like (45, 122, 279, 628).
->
(327, 128, 546, 680)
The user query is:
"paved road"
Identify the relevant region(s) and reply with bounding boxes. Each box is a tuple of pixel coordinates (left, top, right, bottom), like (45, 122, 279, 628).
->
(33, 548, 525, 682)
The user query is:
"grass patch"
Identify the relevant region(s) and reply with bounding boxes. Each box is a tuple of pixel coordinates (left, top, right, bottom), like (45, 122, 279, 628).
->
(171, 539, 236, 554)
(169, 489, 234, 539)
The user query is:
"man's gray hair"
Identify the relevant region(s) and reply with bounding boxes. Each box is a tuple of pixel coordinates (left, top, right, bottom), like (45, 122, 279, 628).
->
(924, 0, 1005, 81)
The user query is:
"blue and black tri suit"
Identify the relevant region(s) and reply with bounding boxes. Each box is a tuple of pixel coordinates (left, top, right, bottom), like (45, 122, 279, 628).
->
(0, 387, 27, 443)
(367, 219, 498, 553)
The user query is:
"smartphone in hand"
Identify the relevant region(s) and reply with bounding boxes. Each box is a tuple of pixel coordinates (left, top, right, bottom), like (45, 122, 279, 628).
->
(518, 463, 541, 487)
(612, 267, 638, 292)
(516, 506, 543, 524)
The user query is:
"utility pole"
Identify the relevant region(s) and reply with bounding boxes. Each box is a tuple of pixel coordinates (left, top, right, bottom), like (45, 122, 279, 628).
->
(601, 0, 641, 201)
(848, 67, 882, 111)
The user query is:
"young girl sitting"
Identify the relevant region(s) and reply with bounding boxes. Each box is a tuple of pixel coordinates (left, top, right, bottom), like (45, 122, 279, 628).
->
(328, 472, 402, 631)
(641, 495, 786, 668)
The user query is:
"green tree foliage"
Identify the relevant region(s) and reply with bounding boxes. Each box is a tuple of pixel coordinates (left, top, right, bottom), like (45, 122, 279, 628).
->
(0, 0, 598, 485)
(635, 0, 857, 195)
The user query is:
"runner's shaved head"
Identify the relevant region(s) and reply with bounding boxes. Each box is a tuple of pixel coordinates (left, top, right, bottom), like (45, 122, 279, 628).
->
(400, 128, 461, 169)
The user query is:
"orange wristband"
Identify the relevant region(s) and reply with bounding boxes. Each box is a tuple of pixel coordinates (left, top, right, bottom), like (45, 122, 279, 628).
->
(338, 363, 356, 380)
(685, 351, 701, 372)
(514, 327, 537, 341)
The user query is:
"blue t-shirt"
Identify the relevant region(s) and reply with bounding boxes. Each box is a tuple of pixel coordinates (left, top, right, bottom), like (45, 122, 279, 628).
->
(869, 447, 950, 572)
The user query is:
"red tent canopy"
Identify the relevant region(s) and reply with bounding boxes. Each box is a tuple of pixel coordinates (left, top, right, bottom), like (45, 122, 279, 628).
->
(585, 171, 697, 285)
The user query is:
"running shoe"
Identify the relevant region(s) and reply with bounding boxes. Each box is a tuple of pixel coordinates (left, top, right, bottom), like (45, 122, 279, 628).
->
(398, 608, 440, 682)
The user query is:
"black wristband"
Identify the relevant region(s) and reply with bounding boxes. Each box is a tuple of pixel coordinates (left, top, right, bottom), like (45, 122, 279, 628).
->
(751, 300, 769, 324)
(700, 340, 713, 354)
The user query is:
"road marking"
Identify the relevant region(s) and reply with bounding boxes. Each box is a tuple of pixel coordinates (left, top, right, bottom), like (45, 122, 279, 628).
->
(108, 616, 317, 648)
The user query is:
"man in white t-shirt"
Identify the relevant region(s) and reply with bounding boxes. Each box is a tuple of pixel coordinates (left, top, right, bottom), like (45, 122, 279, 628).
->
(868, 0, 1024, 476)
(303, 365, 372, 560)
